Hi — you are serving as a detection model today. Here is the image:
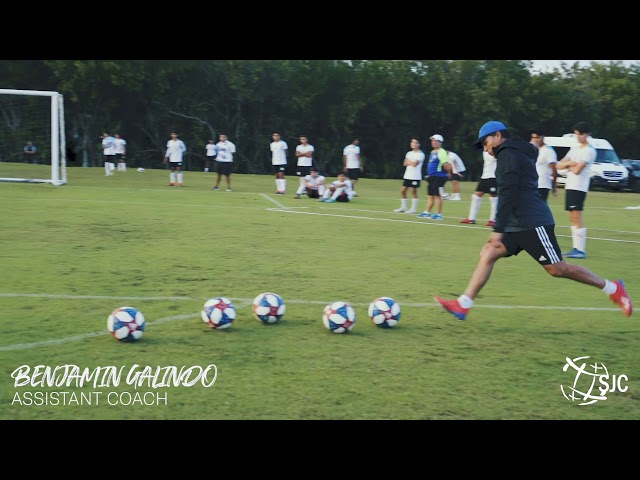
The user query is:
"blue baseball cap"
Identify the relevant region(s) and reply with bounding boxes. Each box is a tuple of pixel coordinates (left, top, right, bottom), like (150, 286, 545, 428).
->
(474, 121, 507, 148)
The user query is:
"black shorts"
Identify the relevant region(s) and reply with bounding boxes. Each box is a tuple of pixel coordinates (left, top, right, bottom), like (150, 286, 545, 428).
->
(402, 179, 420, 189)
(347, 168, 361, 181)
(272, 164, 287, 175)
(476, 178, 498, 195)
(451, 172, 464, 181)
(538, 188, 551, 202)
(500, 225, 563, 265)
(336, 192, 350, 202)
(115, 153, 126, 161)
(426, 176, 447, 196)
(296, 166, 312, 177)
(169, 162, 182, 170)
(565, 189, 587, 211)
(216, 161, 233, 176)
(307, 189, 320, 198)
(104, 154, 115, 163)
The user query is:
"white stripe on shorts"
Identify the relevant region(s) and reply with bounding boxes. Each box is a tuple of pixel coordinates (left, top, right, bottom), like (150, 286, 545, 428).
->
(535, 226, 561, 263)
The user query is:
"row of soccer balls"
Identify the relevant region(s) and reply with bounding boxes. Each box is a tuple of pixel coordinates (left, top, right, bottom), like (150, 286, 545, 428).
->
(107, 293, 402, 341)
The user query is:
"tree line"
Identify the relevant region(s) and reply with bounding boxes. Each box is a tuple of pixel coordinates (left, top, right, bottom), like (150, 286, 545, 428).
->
(1, 60, 639, 180)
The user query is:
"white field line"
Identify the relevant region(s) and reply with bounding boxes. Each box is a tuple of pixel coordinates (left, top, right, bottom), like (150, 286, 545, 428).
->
(0, 292, 621, 352)
(260, 193, 288, 209)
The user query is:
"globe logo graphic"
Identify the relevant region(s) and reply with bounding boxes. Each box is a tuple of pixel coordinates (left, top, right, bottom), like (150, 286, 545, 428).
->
(561, 356, 609, 405)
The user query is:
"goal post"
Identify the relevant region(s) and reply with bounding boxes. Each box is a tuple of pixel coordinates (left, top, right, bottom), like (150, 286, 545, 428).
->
(0, 89, 67, 186)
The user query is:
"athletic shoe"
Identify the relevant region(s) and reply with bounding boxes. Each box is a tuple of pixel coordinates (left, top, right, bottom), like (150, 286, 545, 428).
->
(485, 220, 496, 227)
(212, 186, 220, 191)
(226, 189, 232, 192)
(178, 183, 183, 187)
(416, 212, 431, 218)
(609, 280, 633, 317)
(318, 198, 327, 202)
(460, 219, 476, 224)
(294, 194, 301, 199)
(393, 207, 407, 213)
(326, 198, 337, 203)
(441, 193, 450, 199)
(169, 183, 175, 186)
(432, 213, 443, 220)
(275, 191, 285, 195)
(565, 250, 587, 259)
(434, 296, 469, 321)
(405, 209, 418, 214)
(563, 248, 579, 256)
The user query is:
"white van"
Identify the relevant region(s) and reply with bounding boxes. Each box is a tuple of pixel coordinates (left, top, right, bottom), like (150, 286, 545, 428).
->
(543, 134, 629, 190)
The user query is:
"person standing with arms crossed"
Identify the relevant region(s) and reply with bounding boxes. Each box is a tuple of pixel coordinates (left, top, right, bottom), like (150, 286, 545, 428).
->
(163, 131, 187, 187)
(270, 132, 288, 194)
(393, 137, 425, 214)
(555, 122, 596, 259)
(212, 133, 236, 191)
(460, 150, 499, 227)
(417, 134, 450, 220)
(530, 130, 558, 202)
(435, 120, 632, 320)
(444, 150, 466, 200)
(114, 133, 127, 172)
(101, 132, 116, 176)
(204, 139, 217, 172)
(294, 135, 314, 198)
(343, 138, 363, 197)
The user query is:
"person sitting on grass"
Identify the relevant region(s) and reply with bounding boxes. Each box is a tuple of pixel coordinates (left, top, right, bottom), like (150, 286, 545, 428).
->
(318, 173, 354, 203)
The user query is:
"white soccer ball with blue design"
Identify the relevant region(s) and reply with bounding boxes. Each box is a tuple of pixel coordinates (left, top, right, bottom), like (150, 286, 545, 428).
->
(322, 301, 356, 333)
(107, 306, 146, 341)
(368, 297, 401, 328)
(202, 297, 236, 330)
(252, 292, 286, 324)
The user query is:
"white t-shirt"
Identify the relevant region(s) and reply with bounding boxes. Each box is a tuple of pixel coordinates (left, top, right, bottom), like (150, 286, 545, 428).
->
(271, 141, 288, 165)
(343, 144, 361, 168)
(215, 141, 236, 163)
(481, 151, 497, 179)
(403, 150, 425, 181)
(565, 144, 596, 192)
(295, 144, 314, 167)
(166, 139, 187, 163)
(447, 151, 466, 174)
(102, 136, 116, 156)
(114, 138, 126, 154)
(305, 174, 326, 189)
(206, 143, 217, 157)
(330, 178, 354, 198)
(536, 144, 558, 189)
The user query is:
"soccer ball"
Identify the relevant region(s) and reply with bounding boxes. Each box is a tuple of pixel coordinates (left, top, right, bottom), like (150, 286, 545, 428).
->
(107, 306, 146, 341)
(202, 297, 237, 329)
(322, 301, 356, 334)
(252, 292, 286, 324)
(137, 167, 145, 173)
(368, 297, 401, 328)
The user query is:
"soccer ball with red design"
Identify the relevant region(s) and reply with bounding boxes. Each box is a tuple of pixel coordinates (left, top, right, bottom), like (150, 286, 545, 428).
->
(201, 297, 236, 329)
(368, 297, 401, 328)
(107, 306, 146, 341)
(322, 301, 356, 333)
(252, 292, 286, 324)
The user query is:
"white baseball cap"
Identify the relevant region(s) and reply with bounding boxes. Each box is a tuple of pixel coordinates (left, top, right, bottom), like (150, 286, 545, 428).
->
(430, 134, 444, 142)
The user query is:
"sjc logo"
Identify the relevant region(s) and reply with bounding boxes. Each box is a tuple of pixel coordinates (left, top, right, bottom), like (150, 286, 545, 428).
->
(561, 356, 629, 406)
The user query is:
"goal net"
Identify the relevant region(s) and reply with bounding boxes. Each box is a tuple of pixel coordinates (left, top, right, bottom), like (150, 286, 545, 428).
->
(0, 89, 67, 185)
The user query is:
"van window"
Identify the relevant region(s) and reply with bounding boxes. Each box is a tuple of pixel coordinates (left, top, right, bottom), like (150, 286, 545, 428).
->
(596, 149, 621, 164)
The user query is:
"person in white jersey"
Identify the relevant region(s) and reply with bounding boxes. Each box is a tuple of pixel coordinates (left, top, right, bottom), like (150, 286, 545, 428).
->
(393, 137, 425, 214)
(318, 172, 354, 203)
(294, 135, 314, 198)
(296, 166, 326, 198)
(444, 150, 466, 200)
(270, 132, 288, 194)
(555, 121, 596, 259)
(530, 130, 558, 202)
(163, 131, 187, 187)
(460, 150, 498, 227)
(114, 133, 127, 172)
(343, 138, 363, 197)
(204, 139, 217, 172)
(211, 133, 236, 192)
(101, 132, 116, 176)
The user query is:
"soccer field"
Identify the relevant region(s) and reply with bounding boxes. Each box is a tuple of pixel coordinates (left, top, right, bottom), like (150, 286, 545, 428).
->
(0, 165, 638, 420)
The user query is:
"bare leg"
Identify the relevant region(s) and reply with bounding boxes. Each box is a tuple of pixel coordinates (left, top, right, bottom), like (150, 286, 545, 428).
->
(463, 236, 509, 299)
(435, 196, 443, 214)
(543, 261, 605, 288)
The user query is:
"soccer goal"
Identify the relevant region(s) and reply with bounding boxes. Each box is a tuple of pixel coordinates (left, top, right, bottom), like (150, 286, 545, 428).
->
(0, 89, 67, 185)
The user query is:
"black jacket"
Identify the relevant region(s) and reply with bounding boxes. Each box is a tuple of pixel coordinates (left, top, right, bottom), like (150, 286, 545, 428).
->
(493, 138, 555, 233)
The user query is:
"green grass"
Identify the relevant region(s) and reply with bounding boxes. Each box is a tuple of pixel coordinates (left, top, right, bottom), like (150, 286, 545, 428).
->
(0, 164, 638, 419)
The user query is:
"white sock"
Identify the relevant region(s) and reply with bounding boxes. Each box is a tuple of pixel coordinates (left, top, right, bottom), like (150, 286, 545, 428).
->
(120, 163, 126, 172)
(275, 179, 280, 191)
(458, 295, 474, 309)
(204, 167, 209, 172)
(489, 196, 498, 222)
(296, 185, 305, 195)
(571, 226, 579, 249)
(177, 172, 184, 184)
(318, 185, 326, 196)
(332, 187, 345, 200)
(439, 186, 446, 196)
(602, 280, 617, 295)
(469, 195, 482, 221)
(411, 198, 419, 210)
(282, 179, 287, 192)
(110, 162, 116, 172)
(400, 198, 407, 209)
(105, 163, 110, 175)
(170, 172, 176, 184)
(576, 227, 586, 252)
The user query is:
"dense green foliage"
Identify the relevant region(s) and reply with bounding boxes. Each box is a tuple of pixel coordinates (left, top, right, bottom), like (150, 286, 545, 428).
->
(1, 60, 640, 179)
